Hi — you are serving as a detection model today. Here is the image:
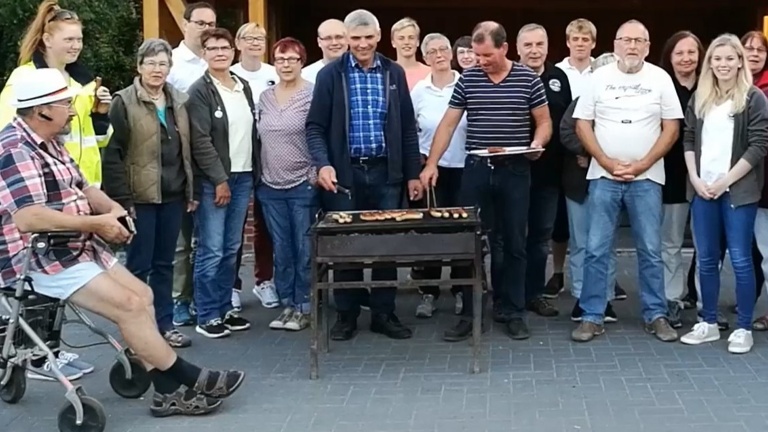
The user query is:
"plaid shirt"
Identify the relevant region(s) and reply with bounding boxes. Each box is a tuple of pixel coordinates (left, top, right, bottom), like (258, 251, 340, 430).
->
(0, 118, 113, 288)
(346, 54, 387, 158)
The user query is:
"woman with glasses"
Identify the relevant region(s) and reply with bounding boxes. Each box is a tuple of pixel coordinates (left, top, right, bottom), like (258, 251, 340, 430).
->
(102, 39, 196, 349)
(230, 22, 281, 313)
(680, 34, 768, 354)
(451, 36, 476, 72)
(0, 0, 111, 381)
(257, 38, 317, 331)
(187, 28, 258, 339)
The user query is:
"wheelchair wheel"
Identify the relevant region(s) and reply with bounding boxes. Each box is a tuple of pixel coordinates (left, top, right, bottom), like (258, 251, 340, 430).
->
(108, 357, 150, 399)
(0, 365, 26, 404)
(57, 396, 106, 432)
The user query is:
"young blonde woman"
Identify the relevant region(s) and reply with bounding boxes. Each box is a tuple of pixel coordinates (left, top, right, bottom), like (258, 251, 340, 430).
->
(0, 0, 111, 381)
(0, 0, 112, 186)
(680, 34, 768, 354)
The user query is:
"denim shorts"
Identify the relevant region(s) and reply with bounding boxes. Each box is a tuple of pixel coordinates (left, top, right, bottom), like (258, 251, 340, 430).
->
(28, 257, 117, 300)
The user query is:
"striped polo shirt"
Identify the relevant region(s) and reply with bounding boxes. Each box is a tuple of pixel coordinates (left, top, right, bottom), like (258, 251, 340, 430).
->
(449, 63, 548, 148)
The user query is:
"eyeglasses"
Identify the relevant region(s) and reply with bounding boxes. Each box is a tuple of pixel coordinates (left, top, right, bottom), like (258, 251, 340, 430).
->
(426, 46, 450, 57)
(142, 61, 170, 70)
(274, 57, 301, 65)
(745, 46, 767, 54)
(48, 9, 78, 23)
(204, 46, 233, 53)
(615, 37, 648, 45)
(319, 35, 345, 42)
(189, 20, 216, 30)
(240, 35, 266, 44)
(49, 100, 74, 109)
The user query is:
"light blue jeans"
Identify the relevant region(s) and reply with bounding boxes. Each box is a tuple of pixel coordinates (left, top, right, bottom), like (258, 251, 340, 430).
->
(565, 196, 616, 301)
(580, 178, 667, 325)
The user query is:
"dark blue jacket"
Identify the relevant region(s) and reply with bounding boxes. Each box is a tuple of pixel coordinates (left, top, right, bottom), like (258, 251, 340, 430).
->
(305, 52, 421, 192)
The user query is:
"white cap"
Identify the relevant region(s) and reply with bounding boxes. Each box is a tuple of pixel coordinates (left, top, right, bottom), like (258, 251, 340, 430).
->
(11, 68, 77, 109)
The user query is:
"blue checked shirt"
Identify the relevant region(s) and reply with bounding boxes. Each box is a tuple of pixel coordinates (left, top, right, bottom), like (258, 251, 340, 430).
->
(346, 55, 387, 158)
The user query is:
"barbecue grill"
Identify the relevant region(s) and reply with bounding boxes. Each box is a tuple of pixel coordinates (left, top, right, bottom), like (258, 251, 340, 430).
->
(309, 206, 485, 379)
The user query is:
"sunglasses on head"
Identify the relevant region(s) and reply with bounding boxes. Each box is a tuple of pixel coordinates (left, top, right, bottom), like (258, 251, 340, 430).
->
(48, 9, 79, 23)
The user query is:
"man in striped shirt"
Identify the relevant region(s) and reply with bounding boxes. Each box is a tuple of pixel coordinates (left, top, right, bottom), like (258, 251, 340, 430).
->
(421, 21, 552, 341)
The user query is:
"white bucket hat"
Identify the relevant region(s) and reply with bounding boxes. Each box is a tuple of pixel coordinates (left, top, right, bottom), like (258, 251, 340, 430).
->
(11, 68, 77, 109)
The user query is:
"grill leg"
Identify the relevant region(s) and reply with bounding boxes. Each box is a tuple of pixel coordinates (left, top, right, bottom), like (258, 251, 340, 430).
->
(471, 234, 483, 374)
(310, 255, 320, 380)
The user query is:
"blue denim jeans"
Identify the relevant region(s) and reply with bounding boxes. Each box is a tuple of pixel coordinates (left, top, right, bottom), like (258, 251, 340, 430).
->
(525, 183, 559, 304)
(126, 200, 185, 333)
(565, 197, 616, 300)
(459, 156, 530, 318)
(581, 178, 666, 325)
(691, 194, 758, 330)
(193, 173, 254, 324)
(257, 181, 318, 314)
(324, 159, 401, 317)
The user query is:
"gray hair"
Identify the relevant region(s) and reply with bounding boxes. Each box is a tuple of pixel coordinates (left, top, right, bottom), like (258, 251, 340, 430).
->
(591, 52, 618, 70)
(420, 33, 451, 56)
(137, 38, 173, 66)
(517, 23, 548, 42)
(344, 9, 380, 30)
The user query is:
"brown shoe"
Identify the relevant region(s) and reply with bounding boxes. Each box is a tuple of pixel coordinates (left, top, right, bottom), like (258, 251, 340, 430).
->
(571, 322, 604, 342)
(645, 317, 678, 342)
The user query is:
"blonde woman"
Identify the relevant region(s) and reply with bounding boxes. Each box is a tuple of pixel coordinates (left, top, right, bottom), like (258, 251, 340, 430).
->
(680, 34, 768, 354)
(231, 22, 279, 104)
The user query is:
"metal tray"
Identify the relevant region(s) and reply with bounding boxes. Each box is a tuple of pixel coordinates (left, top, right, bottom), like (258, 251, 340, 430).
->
(313, 207, 480, 234)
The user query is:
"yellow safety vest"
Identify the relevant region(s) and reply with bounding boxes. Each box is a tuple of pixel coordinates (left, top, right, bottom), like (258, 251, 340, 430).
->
(0, 62, 111, 186)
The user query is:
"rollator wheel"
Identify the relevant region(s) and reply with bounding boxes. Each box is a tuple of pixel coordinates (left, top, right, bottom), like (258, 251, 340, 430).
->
(57, 396, 106, 432)
(108, 357, 150, 399)
(0, 365, 26, 404)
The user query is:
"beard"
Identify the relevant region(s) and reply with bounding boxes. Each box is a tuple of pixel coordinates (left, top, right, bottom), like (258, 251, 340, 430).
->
(58, 121, 72, 136)
(621, 56, 643, 72)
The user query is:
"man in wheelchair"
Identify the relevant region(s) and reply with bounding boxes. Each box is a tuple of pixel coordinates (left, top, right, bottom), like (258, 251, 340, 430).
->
(0, 68, 245, 417)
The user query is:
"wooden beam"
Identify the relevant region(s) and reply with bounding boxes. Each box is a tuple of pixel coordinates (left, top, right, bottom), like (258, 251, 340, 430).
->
(764, 16, 768, 37)
(249, 0, 267, 25)
(164, 0, 187, 32)
(143, 0, 160, 38)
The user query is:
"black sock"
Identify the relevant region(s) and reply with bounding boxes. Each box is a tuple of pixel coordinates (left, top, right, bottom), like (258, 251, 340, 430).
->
(150, 369, 182, 395)
(163, 356, 203, 389)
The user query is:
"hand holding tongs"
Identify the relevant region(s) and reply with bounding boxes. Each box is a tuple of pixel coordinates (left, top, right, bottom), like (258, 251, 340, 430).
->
(426, 185, 438, 209)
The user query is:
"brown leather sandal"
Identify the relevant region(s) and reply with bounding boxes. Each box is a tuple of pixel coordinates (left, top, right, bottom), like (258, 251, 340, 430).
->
(752, 315, 768, 331)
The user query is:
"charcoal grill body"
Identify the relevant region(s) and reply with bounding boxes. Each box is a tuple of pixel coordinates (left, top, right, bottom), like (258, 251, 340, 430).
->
(310, 208, 484, 379)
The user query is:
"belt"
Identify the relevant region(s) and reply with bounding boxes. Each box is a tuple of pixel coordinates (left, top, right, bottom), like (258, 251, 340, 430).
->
(350, 156, 387, 165)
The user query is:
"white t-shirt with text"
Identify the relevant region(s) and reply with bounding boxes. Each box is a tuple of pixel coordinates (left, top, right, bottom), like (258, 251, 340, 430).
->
(231, 63, 280, 108)
(573, 62, 683, 184)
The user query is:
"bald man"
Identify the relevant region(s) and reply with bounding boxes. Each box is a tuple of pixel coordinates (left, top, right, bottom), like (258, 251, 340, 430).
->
(302, 19, 349, 83)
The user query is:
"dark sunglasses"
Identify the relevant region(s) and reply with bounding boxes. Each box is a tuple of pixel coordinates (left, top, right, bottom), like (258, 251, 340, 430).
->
(48, 9, 79, 23)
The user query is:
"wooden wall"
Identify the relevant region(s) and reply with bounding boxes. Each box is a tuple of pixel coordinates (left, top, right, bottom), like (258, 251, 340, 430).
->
(272, 0, 762, 64)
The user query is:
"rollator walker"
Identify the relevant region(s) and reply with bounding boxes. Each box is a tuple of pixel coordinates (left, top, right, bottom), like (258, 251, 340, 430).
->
(0, 232, 152, 432)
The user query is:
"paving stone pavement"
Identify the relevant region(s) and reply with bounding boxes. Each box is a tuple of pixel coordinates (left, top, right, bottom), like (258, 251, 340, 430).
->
(2, 252, 768, 432)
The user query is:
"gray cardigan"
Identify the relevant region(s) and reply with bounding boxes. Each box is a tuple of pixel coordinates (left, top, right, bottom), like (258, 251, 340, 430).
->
(683, 86, 768, 207)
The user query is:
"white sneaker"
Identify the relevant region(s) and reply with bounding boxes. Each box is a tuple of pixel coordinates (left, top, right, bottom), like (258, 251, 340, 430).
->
(284, 310, 309, 331)
(269, 307, 295, 330)
(231, 289, 242, 312)
(57, 351, 95, 374)
(253, 280, 280, 308)
(680, 322, 720, 345)
(728, 329, 753, 354)
(415, 294, 436, 318)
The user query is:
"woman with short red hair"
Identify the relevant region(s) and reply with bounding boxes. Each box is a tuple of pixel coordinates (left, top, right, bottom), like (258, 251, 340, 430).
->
(256, 37, 318, 331)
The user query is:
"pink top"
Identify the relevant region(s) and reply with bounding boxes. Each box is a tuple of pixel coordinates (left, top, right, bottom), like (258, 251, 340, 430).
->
(404, 63, 431, 91)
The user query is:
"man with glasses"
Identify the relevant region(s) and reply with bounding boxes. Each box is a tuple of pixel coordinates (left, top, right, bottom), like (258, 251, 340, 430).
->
(167, 1, 217, 329)
(571, 20, 682, 343)
(302, 19, 348, 83)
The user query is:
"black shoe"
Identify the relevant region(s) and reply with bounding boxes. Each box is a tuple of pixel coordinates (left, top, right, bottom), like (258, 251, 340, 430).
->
(614, 283, 627, 301)
(605, 302, 618, 323)
(371, 313, 413, 339)
(527, 298, 558, 317)
(195, 319, 231, 339)
(570, 301, 583, 322)
(443, 319, 487, 342)
(223, 311, 251, 332)
(330, 314, 357, 341)
(150, 387, 222, 417)
(505, 318, 530, 340)
(680, 292, 697, 310)
(542, 273, 564, 299)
